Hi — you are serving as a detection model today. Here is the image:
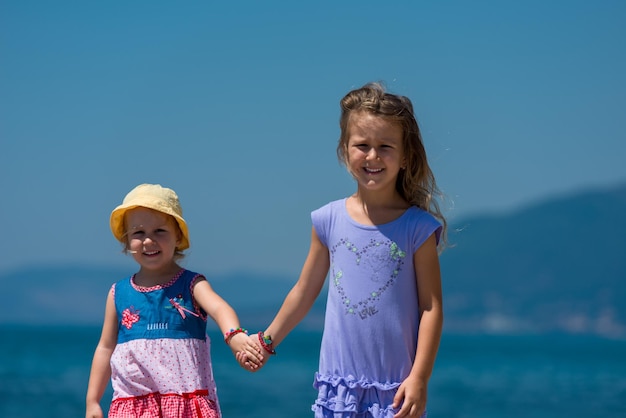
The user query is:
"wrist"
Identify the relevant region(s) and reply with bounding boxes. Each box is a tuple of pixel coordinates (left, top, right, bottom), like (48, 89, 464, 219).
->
(224, 327, 248, 345)
(257, 331, 276, 355)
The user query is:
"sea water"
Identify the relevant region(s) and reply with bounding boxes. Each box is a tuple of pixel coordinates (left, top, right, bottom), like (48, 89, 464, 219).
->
(0, 325, 624, 417)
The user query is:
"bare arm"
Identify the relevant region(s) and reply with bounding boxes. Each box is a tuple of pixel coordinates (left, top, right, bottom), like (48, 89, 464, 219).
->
(193, 278, 262, 365)
(264, 226, 330, 347)
(394, 233, 443, 418)
(85, 289, 118, 418)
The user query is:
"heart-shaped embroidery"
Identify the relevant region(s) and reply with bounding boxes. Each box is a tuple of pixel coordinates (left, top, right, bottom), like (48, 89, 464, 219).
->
(330, 238, 406, 319)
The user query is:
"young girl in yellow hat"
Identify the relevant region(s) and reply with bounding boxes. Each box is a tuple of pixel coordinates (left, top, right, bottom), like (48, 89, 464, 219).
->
(86, 184, 262, 418)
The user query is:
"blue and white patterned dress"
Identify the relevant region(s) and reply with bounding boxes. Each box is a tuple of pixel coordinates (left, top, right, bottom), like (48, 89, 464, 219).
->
(108, 269, 220, 418)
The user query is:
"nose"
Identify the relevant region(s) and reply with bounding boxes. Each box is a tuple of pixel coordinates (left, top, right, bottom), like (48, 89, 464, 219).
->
(366, 148, 378, 160)
(143, 236, 154, 246)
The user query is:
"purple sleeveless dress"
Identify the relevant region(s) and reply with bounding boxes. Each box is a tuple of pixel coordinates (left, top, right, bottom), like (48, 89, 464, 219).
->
(311, 199, 441, 418)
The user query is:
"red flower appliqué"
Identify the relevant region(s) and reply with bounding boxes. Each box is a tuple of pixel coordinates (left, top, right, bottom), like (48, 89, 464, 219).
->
(121, 307, 140, 329)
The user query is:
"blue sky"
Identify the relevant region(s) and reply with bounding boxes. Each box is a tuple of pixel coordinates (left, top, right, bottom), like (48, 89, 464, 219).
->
(1, 1, 625, 278)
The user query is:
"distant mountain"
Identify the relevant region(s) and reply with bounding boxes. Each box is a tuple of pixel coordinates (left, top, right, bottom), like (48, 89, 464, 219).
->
(440, 183, 626, 338)
(1, 183, 624, 337)
(0, 265, 127, 325)
(0, 264, 321, 330)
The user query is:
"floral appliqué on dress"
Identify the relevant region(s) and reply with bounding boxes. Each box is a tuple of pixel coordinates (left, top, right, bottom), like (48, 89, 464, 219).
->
(167, 294, 200, 319)
(331, 238, 406, 319)
(121, 307, 140, 329)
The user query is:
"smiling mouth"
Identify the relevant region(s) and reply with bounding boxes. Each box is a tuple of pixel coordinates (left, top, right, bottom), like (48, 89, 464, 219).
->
(144, 250, 160, 256)
(364, 167, 383, 174)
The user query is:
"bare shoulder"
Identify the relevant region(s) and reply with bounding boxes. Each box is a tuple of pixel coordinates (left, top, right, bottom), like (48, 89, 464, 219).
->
(192, 275, 214, 293)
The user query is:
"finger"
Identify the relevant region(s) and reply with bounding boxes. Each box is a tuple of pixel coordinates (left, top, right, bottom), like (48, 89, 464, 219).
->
(245, 341, 263, 354)
(394, 398, 421, 418)
(392, 388, 404, 409)
(242, 348, 262, 363)
(245, 359, 261, 372)
(245, 346, 264, 361)
(236, 352, 248, 365)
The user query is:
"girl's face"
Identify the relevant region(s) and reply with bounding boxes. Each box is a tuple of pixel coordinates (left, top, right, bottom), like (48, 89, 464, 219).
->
(346, 112, 405, 193)
(124, 207, 181, 272)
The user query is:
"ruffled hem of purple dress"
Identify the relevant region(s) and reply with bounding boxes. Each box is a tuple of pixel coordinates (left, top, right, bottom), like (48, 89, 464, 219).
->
(311, 373, 426, 418)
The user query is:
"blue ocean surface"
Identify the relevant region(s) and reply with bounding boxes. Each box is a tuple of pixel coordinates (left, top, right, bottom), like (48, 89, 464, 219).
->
(0, 325, 624, 417)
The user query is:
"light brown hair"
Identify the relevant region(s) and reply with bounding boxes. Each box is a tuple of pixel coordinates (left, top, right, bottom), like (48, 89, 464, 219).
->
(337, 82, 447, 247)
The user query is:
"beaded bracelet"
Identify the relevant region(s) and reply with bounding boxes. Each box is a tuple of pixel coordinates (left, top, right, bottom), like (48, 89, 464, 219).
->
(224, 327, 248, 344)
(257, 331, 276, 355)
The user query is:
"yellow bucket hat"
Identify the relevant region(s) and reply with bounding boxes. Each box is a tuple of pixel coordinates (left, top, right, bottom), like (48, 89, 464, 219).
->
(110, 184, 190, 250)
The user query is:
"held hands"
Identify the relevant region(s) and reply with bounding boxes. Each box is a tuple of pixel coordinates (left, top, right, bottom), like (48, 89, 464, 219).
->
(226, 331, 263, 371)
(235, 332, 275, 372)
(392, 374, 428, 418)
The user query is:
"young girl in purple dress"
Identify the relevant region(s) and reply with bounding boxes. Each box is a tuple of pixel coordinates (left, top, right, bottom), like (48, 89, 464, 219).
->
(242, 82, 447, 418)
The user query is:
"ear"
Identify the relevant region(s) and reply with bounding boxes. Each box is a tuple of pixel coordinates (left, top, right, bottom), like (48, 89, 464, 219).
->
(173, 221, 183, 244)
